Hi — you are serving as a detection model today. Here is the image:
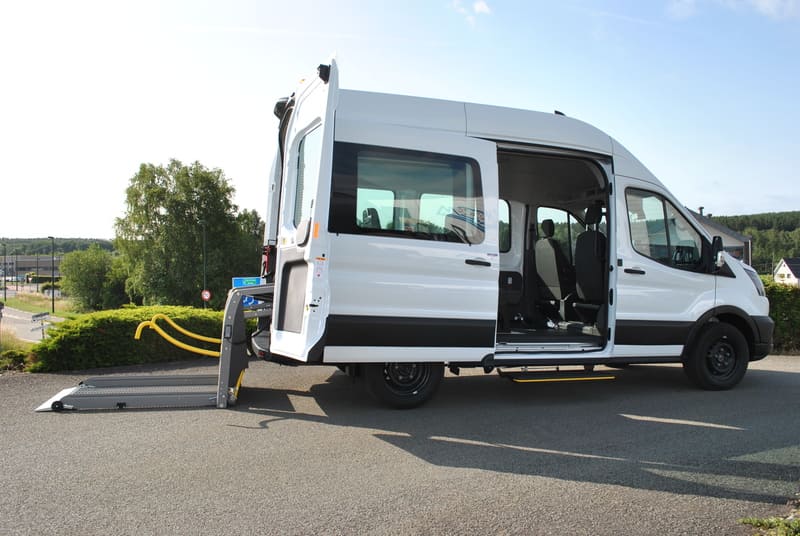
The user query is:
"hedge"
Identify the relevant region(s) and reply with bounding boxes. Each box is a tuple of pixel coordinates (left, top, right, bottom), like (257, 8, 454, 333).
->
(29, 306, 224, 372)
(763, 278, 800, 353)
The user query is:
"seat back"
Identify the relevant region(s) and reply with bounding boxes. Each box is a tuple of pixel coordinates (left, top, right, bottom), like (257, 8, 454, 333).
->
(534, 219, 574, 303)
(574, 205, 606, 307)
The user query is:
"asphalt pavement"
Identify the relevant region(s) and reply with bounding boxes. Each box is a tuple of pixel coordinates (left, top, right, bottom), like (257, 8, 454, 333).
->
(1, 356, 798, 535)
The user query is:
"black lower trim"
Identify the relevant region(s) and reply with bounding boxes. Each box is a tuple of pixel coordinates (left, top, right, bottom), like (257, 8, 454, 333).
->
(752, 315, 774, 359)
(326, 315, 495, 348)
(615, 320, 693, 346)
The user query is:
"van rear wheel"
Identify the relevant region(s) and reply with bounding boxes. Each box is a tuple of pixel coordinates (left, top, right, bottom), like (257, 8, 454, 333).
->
(683, 323, 749, 390)
(364, 363, 444, 409)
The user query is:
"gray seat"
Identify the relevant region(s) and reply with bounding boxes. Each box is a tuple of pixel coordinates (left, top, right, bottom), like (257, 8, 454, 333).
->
(573, 204, 606, 324)
(535, 219, 575, 320)
(362, 208, 381, 229)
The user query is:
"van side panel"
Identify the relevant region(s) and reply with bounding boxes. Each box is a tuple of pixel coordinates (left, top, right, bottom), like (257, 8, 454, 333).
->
(324, 118, 499, 363)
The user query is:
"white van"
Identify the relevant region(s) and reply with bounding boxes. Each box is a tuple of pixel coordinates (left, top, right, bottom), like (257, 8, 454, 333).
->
(252, 59, 773, 408)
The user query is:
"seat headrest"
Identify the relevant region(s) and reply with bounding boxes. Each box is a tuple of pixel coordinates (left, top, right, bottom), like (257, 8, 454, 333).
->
(541, 219, 555, 238)
(584, 204, 603, 226)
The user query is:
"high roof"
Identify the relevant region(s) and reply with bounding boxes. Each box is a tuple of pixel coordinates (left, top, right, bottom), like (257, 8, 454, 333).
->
(336, 89, 665, 189)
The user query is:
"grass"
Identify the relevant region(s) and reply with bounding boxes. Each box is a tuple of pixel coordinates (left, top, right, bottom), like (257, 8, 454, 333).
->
(740, 517, 800, 536)
(2, 292, 79, 319)
(0, 328, 34, 354)
(0, 328, 34, 371)
(741, 497, 800, 536)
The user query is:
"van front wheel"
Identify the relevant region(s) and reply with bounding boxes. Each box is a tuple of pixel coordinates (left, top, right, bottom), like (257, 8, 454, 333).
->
(683, 323, 749, 390)
(364, 363, 444, 409)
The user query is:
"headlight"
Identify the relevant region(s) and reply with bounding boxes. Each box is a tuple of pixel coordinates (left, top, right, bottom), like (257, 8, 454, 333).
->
(744, 266, 766, 297)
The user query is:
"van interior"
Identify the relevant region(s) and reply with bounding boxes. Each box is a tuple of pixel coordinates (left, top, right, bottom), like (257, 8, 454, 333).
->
(496, 148, 610, 349)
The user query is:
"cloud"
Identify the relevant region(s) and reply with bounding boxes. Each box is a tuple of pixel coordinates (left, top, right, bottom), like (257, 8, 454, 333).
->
(473, 1, 491, 15)
(747, 0, 800, 18)
(667, 0, 800, 20)
(667, 0, 699, 19)
(451, 0, 492, 26)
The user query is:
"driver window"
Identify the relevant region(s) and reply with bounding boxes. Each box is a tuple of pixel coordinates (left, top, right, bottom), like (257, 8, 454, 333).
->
(626, 189, 703, 271)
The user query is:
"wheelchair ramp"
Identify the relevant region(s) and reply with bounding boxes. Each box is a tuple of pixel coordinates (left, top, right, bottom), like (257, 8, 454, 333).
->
(36, 375, 220, 412)
(36, 283, 274, 412)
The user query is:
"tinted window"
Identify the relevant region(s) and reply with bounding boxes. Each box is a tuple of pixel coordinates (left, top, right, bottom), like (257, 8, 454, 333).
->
(294, 126, 323, 227)
(499, 200, 511, 253)
(537, 207, 582, 263)
(626, 189, 704, 271)
(330, 143, 484, 244)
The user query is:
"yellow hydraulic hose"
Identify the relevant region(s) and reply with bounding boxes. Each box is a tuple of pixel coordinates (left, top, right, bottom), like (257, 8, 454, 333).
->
(147, 313, 222, 344)
(135, 317, 221, 358)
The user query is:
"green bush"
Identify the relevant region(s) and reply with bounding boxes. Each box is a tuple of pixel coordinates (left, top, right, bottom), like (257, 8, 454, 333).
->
(29, 306, 224, 372)
(40, 281, 61, 293)
(1, 350, 30, 371)
(763, 277, 800, 354)
(28, 275, 60, 285)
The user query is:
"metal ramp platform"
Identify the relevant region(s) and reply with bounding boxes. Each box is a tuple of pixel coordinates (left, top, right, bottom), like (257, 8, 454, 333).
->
(36, 283, 274, 412)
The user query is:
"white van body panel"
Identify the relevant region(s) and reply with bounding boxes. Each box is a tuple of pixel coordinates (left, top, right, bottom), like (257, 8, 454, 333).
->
(265, 64, 772, 375)
(716, 253, 770, 316)
(465, 103, 613, 154)
(337, 90, 467, 134)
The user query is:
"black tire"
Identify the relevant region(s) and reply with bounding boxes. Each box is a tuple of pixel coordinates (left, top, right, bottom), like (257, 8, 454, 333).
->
(363, 363, 444, 409)
(683, 323, 749, 390)
(51, 400, 64, 412)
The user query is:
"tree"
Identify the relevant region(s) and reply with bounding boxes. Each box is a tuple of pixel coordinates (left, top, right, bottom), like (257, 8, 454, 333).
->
(115, 160, 264, 309)
(60, 245, 127, 311)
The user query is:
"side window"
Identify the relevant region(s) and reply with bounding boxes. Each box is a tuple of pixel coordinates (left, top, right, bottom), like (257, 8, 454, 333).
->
(626, 189, 703, 271)
(537, 207, 580, 263)
(294, 126, 323, 227)
(330, 142, 485, 244)
(499, 200, 511, 253)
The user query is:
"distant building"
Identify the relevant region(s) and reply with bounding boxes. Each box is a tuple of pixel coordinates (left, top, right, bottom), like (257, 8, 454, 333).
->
(773, 258, 800, 287)
(688, 208, 752, 266)
(0, 254, 62, 280)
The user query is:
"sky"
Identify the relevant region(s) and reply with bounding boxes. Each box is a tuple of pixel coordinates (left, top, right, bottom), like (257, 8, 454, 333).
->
(1, 0, 798, 239)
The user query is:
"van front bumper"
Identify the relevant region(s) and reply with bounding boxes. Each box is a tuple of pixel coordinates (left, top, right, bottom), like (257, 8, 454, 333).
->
(751, 315, 774, 360)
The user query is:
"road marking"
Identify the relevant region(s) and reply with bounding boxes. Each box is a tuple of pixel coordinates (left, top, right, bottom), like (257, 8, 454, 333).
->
(620, 414, 745, 430)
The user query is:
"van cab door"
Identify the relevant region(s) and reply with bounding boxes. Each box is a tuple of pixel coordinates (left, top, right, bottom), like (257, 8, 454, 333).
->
(614, 175, 715, 356)
(270, 60, 338, 362)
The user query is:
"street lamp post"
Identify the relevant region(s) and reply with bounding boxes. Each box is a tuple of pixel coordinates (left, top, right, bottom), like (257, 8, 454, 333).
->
(2, 242, 6, 302)
(47, 236, 55, 313)
(14, 252, 18, 291)
(35, 254, 39, 293)
(3, 243, 8, 301)
(201, 220, 207, 309)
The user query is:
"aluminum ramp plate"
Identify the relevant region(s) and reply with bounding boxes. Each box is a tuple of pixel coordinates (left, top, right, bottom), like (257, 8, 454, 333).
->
(35, 375, 220, 412)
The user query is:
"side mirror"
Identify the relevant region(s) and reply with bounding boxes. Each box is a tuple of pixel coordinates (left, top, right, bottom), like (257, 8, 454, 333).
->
(711, 235, 725, 269)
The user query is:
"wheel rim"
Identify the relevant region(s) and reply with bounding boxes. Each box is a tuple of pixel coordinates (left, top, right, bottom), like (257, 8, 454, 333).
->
(705, 338, 737, 379)
(382, 363, 430, 397)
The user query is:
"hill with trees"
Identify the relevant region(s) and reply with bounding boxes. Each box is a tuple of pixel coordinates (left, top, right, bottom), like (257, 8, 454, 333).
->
(711, 211, 800, 273)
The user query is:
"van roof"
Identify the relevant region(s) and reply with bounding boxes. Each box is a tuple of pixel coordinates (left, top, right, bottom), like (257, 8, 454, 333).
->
(337, 89, 664, 189)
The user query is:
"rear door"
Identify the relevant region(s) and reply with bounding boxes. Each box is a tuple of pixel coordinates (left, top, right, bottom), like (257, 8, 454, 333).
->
(270, 60, 338, 362)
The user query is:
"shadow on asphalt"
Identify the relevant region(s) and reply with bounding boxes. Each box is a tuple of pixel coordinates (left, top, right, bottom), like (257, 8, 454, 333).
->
(234, 364, 800, 505)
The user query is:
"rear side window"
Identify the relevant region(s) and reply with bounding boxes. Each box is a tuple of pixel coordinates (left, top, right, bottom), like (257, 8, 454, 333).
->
(499, 200, 511, 253)
(626, 188, 704, 271)
(536, 207, 582, 263)
(330, 142, 485, 244)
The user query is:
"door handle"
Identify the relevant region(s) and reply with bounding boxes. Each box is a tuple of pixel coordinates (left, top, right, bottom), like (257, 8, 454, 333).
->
(624, 268, 646, 275)
(465, 259, 491, 267)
